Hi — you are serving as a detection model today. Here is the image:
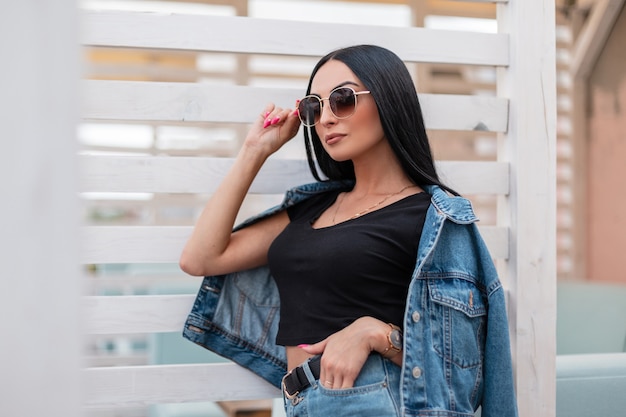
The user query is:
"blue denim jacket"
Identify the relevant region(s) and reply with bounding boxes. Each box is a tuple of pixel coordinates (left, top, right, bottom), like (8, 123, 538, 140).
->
(183, 181, 518, 417)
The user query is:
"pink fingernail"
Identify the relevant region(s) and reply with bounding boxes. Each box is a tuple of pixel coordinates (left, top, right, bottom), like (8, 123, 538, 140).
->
(263, 111, 270, 118)
(263, 119, 271, 128)
(298, 344, 309, 349)
(271, 117, 280, 125)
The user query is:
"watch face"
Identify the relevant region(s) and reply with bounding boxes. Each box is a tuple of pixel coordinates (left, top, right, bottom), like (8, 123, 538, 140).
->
(390, 329, 402, 349)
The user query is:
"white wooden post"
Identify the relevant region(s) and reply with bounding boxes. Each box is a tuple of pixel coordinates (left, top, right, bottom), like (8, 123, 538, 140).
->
(0, 3, 81, 417)
(497, 1, 557, 416)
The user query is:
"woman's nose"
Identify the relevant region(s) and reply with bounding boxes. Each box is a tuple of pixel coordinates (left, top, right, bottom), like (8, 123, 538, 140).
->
(318, 101, 336, 125)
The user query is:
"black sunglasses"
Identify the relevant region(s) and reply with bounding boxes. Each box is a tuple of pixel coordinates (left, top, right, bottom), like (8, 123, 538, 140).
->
(297, 86, 371, 127)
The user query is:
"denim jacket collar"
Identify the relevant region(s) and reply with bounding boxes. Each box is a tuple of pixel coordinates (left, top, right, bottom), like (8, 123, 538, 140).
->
(423, 185, 477, 224)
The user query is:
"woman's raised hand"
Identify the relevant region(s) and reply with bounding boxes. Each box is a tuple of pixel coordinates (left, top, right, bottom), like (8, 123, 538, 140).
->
(244, 103, 301, 157)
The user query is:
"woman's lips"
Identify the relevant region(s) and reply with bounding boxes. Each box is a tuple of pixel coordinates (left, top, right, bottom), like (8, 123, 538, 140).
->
(324, 133, 345, 145)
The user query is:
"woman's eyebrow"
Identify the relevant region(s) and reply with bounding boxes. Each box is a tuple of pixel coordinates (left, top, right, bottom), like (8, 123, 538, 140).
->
(311, 80, 360, 96)
(333, 81, 359, 89)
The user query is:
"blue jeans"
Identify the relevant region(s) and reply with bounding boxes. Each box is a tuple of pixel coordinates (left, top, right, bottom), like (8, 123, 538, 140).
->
(282, 354, 402, 417)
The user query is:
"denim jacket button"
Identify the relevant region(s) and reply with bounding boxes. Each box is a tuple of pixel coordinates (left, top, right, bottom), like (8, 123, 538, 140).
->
(412, 311, 421, 322)
(412, 367, 422, 379)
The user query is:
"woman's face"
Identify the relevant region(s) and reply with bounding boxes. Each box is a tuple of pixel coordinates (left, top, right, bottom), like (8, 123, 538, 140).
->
(309, 60, 387, 163)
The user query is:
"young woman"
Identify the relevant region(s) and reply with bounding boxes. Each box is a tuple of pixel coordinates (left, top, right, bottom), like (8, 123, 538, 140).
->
(180, 45, 518, 417)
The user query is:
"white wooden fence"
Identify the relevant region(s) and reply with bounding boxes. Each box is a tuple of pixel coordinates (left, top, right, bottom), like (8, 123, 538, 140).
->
(80, 1, 556, 416)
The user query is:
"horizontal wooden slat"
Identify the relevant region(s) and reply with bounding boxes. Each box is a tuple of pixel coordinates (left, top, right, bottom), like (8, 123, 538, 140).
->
(85, 274, 201, 294)
(85, 295, 194, 334)
(438, 161, 509, 194)
(81, 80, 510, 132)
(80, 155, 315, 195)
(84, 363, 280, 406)
(82, 226, 187, 264)
(81, 11, 509, 66)
(82, 225, 508, 264)
(80, 155, 509, 195)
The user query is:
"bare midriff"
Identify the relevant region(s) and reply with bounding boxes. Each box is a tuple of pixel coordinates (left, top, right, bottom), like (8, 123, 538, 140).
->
(286, 346, 315, 372)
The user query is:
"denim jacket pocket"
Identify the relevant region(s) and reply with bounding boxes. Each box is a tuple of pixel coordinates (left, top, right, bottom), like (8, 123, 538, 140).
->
(428, 275, 487, 369)
(210, 268, 281, 349)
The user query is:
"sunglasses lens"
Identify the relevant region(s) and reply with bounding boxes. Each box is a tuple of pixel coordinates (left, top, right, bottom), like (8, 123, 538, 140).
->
(298, 97, 320, 126)
(329, 88, 357, 118)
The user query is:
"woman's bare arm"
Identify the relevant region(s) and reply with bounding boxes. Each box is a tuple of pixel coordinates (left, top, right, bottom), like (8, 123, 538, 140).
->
(179, 104, 300, 276)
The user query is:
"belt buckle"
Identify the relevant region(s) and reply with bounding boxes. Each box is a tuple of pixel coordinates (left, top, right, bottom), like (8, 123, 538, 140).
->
(281, 371, 299, 400)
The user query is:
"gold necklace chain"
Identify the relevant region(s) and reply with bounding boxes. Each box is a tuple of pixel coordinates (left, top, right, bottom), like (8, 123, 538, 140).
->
(332, 184, 416, 225)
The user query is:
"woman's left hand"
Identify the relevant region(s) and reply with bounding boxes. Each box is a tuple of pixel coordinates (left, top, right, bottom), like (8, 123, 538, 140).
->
(299, 317, 396, 389)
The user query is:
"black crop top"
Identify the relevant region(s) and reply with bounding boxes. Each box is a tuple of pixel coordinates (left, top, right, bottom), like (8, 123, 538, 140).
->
(267, 189, 430, 346)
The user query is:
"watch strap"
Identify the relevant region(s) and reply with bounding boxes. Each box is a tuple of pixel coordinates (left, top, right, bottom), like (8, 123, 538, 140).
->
(381, 323, 402, 358)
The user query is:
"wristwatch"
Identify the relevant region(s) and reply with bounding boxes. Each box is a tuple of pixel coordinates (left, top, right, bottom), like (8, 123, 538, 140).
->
(381, 323, 403, 358)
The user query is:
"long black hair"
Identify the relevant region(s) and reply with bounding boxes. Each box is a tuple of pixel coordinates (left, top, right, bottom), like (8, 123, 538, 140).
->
(303, 44, 458, 195)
